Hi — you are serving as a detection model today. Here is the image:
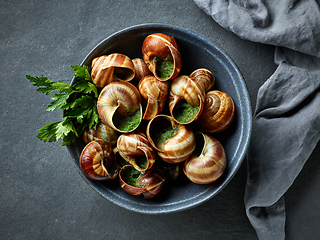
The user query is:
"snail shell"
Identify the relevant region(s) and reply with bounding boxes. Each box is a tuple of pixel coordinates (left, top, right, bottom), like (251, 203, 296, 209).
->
(168, 75, 205, 124)
(119, 165, 166, 199)
(198, 90, 235, 133)
(142, 33, 182, 81)
(82, 121, 119, 146)
(159, 160, 184, 181)
(183, 132, 226, 184)
(97, 81, 143, 133)
(132, 58, 152, 81)
(190, 68, 215, 92)
(80, 140, 118, 181)
(117, 132, 156, 172)
(138, 75, 169, 120)
(91, 54, 135, 88)
(146, 115, 196, 164)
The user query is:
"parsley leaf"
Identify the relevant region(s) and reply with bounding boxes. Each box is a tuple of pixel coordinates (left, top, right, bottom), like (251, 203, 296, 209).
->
(71, 65, 98, 98)
(27, 65, 101, 145)
(26, 75, 73, 95)
(46, 92, 73, 112)
(71, 65, 91, 81)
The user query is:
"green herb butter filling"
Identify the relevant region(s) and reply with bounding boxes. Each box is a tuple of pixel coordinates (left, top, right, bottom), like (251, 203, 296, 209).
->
(113, 109, 141, 132)
(153, 121, 179, 150)
(153, 56, 174, 79)
(122, 167, 143, 187)
(172, 99, 201, 124)
(135, 155, 148, 170)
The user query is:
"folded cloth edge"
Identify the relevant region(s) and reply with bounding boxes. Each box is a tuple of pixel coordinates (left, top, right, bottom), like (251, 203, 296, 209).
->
(245, 53, 320, 239)
(193, 0, 320, 239)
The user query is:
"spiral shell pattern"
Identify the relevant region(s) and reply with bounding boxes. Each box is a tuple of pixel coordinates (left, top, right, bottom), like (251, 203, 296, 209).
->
(142, 33, 182, 81)
(80, 140, 118, 181)
(82, 121, 118, 146)
(146, 115, 196, 164)
(190, 68, 215, 92)
(198, 90, 235, 133)
(138, 75, 168, 120)
(169, 75, 205, 124)
(91, 54, 135, 88)
(119, 165, 166, 199)
(117, 132, 156, 172)
(97, 81, 142, 133)
(183, 133, 226, 184)
(132, 58, 152, 81)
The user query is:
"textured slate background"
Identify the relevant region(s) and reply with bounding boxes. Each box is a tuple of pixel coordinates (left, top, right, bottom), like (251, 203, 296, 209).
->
(1, 0, 319, 239)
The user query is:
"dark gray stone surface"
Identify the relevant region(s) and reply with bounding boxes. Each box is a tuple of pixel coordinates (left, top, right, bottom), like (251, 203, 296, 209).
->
(1, 0, 319, 239)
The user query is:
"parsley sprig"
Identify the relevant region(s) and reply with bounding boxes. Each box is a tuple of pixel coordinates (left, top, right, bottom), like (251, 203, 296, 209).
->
(26, 65, 100, 146)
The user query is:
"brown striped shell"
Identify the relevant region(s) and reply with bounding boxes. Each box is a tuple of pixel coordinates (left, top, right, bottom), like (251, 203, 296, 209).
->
(183, 133, 226, 184)
(97, 81, 143, 133)
(91, 54, 135, 88)
(132, 58, 152, 81)
(80, 140, 118, 181)
(138, 75, 169, 120)
(190, 68, 215, 92)
(117, 132, 156, 172)
(82, 121, 119, 146)
(119, 165, 166, 199)
(146, 115, 196, 164)
(198, 90, 235, 133)
(168, 75, 206, 124)
(142, 33, 182, 81)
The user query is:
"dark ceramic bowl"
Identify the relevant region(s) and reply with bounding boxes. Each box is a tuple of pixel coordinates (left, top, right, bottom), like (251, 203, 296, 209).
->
(67, 23, 252, 214)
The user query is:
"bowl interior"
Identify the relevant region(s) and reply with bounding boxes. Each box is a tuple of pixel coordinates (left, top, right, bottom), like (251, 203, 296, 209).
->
(67, 23, 252, 214)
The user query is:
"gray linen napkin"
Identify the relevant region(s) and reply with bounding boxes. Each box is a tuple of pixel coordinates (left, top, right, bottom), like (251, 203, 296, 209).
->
(193, 0, 320, 239)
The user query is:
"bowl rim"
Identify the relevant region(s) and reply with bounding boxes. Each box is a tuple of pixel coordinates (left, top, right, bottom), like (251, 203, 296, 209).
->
(67, 23, 252, 214)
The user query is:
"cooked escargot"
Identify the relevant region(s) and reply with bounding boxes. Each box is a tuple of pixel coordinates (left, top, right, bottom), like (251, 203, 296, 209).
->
(146, 114, 196, 164)
(97, 81, 143, 133)
(117, 132, 156, 172)
(198, 90, 235, 133)
(80, 140, 118, 181)
(91, 53, 135, 88)
(142, 33, 182, 81)
(190, 68, 215, 92)
(119, 165, 166, 199)
(183, 132, 226, 184)
(168, 75, 205, 124)
(132, 58, 152, 81)
(82, 121, 118, 146)
(138, 75, 168, 120)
